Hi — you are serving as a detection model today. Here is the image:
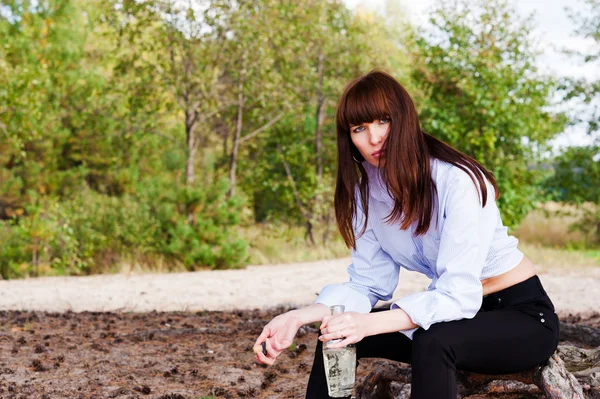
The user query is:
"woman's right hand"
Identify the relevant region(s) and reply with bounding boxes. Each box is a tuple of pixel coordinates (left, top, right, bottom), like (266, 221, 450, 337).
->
(253, 311, 302, 366)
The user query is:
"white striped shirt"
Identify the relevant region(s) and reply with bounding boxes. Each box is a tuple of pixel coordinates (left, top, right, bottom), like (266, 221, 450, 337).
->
(315, 159, 524, 339)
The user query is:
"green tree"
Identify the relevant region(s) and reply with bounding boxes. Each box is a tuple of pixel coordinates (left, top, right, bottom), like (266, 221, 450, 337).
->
(565, 0, 600, 135)
(224, 0, 302, 198)
(111, 0, 237, 220)
(545, 0, 600, 246)
(543, 145, 599, 245)
(0, 0, 248, 276)
(410, 0, 567, 227)
(0, 0, 170, 201)
(0, 0, 85, 209)
(235, 1, 413, 244)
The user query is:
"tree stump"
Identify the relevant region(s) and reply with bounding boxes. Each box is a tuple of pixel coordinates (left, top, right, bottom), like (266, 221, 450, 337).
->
(561, 324, 600, 348)
(354, 345, 599, 399)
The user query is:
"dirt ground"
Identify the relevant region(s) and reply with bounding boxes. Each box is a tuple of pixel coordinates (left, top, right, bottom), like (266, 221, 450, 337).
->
(0, 308, 598, 399)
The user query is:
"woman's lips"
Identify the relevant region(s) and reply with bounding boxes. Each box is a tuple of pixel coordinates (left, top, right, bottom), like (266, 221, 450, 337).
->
(372, 150, 384, 158)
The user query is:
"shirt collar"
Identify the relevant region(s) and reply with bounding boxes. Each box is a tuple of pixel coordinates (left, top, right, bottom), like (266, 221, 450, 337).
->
(362, 162, 395, 206)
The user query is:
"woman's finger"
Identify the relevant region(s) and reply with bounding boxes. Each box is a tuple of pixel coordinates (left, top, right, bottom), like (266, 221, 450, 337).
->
(255, 339, 277, 365)
(254, 327, 271, 348)
(256, 351, 275, 366)
(324, 335, 355, 349)
(320, 318, 346, 335)
(254, 344, 273, 365)
(321, 315, 346, 331)
(252, 339, 269, 361)
(320, 328, 348, 343)
(264, 337, 280, 359)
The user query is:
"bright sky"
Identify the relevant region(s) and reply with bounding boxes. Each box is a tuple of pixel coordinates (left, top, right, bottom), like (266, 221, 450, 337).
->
(342, 0, 599, 150)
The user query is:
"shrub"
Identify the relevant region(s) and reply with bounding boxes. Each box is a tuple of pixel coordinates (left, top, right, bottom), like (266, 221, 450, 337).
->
(0, 177, 248, 279)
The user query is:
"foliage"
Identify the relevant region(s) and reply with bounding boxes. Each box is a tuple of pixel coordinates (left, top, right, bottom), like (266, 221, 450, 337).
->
(0, 176, 246, 279)
(236, 2, 412, 233)
(409, 0, 567, 227)
(1, 0, 595, 277)
(546, 0, 600, 246)
(546, 146, 600, 203)
(0, 188, 158, 278)
(564, 0, 600, 135)
(543, 145, 600, 245)
(1, 0, 402, 277)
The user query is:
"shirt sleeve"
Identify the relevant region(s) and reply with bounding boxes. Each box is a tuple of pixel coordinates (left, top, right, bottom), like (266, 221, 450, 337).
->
(315, 197, 400, 314)
(391, 169, 497, 332)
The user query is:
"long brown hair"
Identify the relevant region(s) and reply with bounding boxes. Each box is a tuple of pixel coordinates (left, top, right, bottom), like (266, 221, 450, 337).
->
(335, 70, 499, 249)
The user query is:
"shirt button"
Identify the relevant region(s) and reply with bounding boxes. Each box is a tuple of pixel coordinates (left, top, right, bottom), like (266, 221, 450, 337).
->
(539, 312, 544, 316)
(497, 298, 502, 303)
(541, 319, 545, 323)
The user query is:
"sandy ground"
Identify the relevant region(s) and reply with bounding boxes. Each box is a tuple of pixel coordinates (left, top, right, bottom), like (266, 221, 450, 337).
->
(0, 258, 598, 315)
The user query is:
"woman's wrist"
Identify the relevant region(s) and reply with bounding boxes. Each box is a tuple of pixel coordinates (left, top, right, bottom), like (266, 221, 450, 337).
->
(289, 303, 331, 326)
(363, 308, 418, 337)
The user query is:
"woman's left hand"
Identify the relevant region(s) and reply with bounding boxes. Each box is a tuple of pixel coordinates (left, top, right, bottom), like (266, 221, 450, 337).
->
(319, 312, 369, 348)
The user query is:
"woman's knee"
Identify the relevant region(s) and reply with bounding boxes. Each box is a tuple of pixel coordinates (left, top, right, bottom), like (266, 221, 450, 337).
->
(412, 326, 455, 365)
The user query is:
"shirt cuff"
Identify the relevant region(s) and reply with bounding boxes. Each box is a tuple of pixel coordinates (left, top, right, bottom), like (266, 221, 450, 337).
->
(314, 284, 374, 314)
(399, 327, 419, 340)
(390, 302, 422, 340)
(391, 292, 436, 330)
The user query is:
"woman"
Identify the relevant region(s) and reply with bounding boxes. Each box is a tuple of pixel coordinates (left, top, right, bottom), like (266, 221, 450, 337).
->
(253, 70, 559, 399)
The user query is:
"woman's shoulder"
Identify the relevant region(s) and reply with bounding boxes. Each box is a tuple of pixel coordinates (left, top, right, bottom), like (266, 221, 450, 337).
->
(430, 158, 464, 184)
(431, 158, 494, 200)
(431, 158, 487, 183)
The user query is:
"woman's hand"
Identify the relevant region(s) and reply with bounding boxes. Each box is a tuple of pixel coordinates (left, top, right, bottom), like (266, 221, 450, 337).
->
(319, 312, 369, 349)
(253, 312, 302, 366)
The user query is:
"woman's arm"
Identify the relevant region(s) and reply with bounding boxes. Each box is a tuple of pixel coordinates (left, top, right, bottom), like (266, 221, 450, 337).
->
(364, 308, 418, 336)
(290, 303, 332, 325)
(314, 195, 400, 314)
(321, 169, 498, 347)
(390, 169, 496, 332)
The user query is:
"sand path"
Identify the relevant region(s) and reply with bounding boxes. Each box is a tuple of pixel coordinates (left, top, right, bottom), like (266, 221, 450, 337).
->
(0, 258, 598, 315)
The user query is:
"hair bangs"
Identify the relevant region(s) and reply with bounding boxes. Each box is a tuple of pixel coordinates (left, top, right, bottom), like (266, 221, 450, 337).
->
(341, 79, 391, 129)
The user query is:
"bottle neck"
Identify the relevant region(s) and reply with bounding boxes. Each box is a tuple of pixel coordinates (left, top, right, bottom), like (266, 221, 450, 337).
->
(326, 305, 345, 346)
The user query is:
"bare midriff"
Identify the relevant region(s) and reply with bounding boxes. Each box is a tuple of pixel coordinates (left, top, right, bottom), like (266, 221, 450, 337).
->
(481, 255, 537, 297)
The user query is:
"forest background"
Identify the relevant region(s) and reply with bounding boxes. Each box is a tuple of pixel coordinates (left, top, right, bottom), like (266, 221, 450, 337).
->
(0, 0, 598, 279)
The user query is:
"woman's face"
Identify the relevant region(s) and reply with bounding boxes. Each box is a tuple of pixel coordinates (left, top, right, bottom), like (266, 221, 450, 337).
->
(349, 118, 390, 168)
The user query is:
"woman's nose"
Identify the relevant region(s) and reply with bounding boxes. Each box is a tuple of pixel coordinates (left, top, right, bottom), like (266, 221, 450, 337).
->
(369, 125, 387, 145)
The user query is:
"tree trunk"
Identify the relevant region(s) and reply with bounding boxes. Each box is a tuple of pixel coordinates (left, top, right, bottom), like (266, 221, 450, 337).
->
(277, 144, 315, 246)
(229, 52, 246, 198)
(222, 125, 232, 160)
(32, 238, 39, 277)
(560, 321, 600, 347)
(305, 220, 315, 247)
(314, 50, 326, 239)
(354, 345, 600, 399)
(315, 51, 325, 183)
(185, 110, 197, 187)
(185, 109, 197, 224)
(229, 76, 244, 198)
(322, 212, 332, 244)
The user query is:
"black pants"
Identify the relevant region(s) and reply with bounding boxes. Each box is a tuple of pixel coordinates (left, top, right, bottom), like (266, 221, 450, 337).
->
(306, 275, 559, 399)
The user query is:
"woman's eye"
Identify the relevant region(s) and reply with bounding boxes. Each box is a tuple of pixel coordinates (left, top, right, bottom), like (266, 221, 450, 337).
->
(380, 118, 390, 124)
(352, 126, 364, 133)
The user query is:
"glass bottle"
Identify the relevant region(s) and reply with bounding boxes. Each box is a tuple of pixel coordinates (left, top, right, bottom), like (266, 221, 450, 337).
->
(322, 305, 357, 397)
